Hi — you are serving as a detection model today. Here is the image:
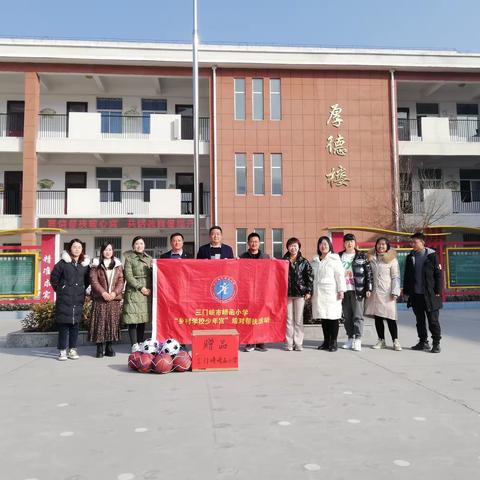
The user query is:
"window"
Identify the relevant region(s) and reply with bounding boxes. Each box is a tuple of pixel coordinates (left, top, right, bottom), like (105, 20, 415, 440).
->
(418, 168, 442, 202)
(236, 228, 247, 256)
(94, 237, 122, 257)
(97, 167, 122, 202)
(460, 170, 480, 203)
(253, 153, 264, 195)
(254, 228, 265, 252)
(272, 228, 283, 259)
(142, 168, 167, 202)
(271, 153, 282, 195)
(97, 98, 123, 134)
(234, 79, 245, 120)
(252, 79, 264, 120)
(143, 237, 167, 258)
(270, 79, 281, 120)
(457, 104, 478, 116)
(142, 98, 167, 133)
(235, 153, 247, 195)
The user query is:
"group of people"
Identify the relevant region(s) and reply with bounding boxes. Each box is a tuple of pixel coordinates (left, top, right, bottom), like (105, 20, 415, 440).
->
(50, 227, 443, 361)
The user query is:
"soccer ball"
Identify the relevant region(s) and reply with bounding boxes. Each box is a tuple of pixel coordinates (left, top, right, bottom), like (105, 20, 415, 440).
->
(160, 338, 181, 357)
(141, 338, 160, 354)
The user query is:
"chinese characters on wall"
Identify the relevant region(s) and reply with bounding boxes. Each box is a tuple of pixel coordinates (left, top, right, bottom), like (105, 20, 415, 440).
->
(325, 103, 350, 187)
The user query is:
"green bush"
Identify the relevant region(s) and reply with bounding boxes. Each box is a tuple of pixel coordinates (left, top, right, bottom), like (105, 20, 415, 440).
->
(0, 303, 33, 311)
(21, 297, 93, 332)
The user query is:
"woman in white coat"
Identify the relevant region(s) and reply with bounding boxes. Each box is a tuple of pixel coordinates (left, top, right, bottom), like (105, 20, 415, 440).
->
(364, 237, 402, 351)
(311, 236, 346, 352)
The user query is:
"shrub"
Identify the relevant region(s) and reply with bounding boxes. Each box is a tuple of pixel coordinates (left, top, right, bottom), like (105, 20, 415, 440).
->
(0, 303, 33, 311)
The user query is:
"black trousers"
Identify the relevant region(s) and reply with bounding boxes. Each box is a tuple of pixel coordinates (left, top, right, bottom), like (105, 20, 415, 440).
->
(57, 323, 79, 350)
(411, 294, 441, 342)
(128, 323, 146, 345)
(322, 319, 340, 346)
(374, 316, 398, 341)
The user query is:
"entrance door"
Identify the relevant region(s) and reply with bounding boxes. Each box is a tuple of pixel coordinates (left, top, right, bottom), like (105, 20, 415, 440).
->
(66, 102, 88, 136)
(176, 173, 203, 214)
(397, 107, 410, 141)
(4, 171, 22, 214)
(176, 104, 193, 140)
(6, 101, 25, 137)
(65, 172, 87, 214)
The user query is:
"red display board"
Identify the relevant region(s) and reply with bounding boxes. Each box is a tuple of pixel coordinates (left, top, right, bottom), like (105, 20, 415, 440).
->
(153, 259, 288, 344)
(191, 329, 239, 371)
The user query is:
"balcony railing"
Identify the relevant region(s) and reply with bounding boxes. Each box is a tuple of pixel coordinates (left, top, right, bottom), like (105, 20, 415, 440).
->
(181, 191, 210, 215)
(181, 116, 210, 142)
(99, 191, 149, 215)
(37, 190, 66, 215)
(38, 114, 67, 138)
(0, 112, 24, 137)
(452, 190, 480, 213)
(449, 118, 480, 143)
(0, 191, 22, 215)
(397, 118, 421, 141)
(400, 190, 424, 214)
(100, 114, 149, 139)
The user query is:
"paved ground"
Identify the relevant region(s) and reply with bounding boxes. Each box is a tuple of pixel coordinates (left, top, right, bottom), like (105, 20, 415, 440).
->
(1, 308, 479, 480)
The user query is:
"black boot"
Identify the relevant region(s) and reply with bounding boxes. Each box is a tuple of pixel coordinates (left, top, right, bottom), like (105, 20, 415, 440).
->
(96, 343, 104, 358)
(328, 320, 339, 352)
(318, 320, 330, 350)
(411, 340, 430, 351)
(430, 341, 441, 353)
(104, 342, 116, 357)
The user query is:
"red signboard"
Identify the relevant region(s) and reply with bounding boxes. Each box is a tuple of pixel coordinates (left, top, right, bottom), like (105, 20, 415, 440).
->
(192, 329, 239, 371)
(40, 234, 57, 302)
(153, 259, 288, 344)
(38, 218, 195, 229)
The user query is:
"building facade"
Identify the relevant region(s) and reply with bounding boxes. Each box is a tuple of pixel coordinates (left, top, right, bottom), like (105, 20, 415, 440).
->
(0, 39, 479, 260)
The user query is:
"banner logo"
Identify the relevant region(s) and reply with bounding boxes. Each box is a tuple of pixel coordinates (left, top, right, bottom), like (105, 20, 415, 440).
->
(211, 276, 237, 303)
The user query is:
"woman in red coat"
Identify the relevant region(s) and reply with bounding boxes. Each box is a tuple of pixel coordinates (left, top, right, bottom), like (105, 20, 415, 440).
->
(88, 243, 125, 358)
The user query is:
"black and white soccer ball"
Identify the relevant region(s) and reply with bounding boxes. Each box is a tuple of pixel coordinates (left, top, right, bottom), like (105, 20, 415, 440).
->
(141, 338, 160, 355)
(160, 338, 180, 357)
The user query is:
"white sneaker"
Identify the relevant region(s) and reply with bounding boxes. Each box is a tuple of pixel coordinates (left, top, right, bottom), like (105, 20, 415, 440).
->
(342, 338, 354, 349)
(372, 339, 386, 349)
(352, 339, 362, 351)
(67, 348, 79, 360)
(244, 344, 255, 352)
(131, 343, 141, 353)
(58, 350, 67, 361)
(393, 339, 402, 351)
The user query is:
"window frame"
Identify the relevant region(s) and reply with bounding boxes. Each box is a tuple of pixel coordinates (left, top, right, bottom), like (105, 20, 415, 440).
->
(252, 78, 264, 121)
(271, 153, 283, 196)
(235, 153, 247, 195)
(269, 79, 281, 121)
(253, 153, 265, 195)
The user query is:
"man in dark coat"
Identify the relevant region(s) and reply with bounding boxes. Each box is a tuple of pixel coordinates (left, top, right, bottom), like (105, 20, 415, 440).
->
(196, 226, 234, 259)
(161, 233, 190, 259)
(239, 232, 270, 352)
(403, 232, 443, 353)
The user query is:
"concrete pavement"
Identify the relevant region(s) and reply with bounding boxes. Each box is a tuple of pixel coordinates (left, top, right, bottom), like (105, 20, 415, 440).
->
(0, 308, 479, 480)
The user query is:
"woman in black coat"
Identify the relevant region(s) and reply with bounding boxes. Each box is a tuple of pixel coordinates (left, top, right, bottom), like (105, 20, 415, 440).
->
(50, 239, 90, 361)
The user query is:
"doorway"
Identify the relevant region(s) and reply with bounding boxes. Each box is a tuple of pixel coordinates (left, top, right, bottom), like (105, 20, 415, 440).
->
(176, 173, 203, 214)
(66, 102, 88, 136)
(6, 101, 25, 137)
(4, 171, 22, 214)
(175, 105, 193, 140)
(65, 172, 87, 214)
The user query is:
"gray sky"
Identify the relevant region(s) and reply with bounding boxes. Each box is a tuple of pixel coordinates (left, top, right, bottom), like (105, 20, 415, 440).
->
(0, 0, 478, 52)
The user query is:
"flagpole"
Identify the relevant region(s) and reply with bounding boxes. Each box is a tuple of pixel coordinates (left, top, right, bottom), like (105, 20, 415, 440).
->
(193, 0, 200, 253)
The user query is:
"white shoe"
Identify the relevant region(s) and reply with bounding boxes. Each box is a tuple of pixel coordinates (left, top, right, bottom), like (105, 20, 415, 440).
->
(372, 339, 386, 349)
(131, 343, 141, 353)
(244, 344, 255, 352)
(342, 338, 354, 349)
(352, 339, 362, 351)
(393, 339, 402, 351)
(67, 348, 79, 360)
(58, 350, 67, 361)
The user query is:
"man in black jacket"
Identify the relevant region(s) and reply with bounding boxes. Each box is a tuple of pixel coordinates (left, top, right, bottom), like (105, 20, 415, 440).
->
(196, 226, 234, 259)
(339, 233, 373, 352)
(239, 232, 270, 352)
(161, 233, 190, 259)
(403, 232, 443, 353)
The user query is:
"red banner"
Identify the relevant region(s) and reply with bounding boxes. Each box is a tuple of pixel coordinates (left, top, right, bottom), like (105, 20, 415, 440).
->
(153, 259, 288, 344)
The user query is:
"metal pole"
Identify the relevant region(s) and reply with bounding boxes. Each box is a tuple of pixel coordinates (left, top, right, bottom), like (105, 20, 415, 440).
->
(193, 0, 200, 252)
(390, 69, 401, 232)
(212, 65, 218, 225)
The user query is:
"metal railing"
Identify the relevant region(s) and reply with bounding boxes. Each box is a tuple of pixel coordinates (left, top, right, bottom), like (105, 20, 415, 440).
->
(397, 118, 421, 141)
(452, 190, 480, 213)
(0, 112, 24, 137)
(181, 191, 210, 215)
(100, 114, 149, 139)
(180, 116, 210, 141)
(36, 191, 66, 215)
(449, 118, 480, 143)
(38, 114, 68, 138)
(99, 191, 149, 215)
(0, 190, 22, 215)
(400, 191, 424, 214)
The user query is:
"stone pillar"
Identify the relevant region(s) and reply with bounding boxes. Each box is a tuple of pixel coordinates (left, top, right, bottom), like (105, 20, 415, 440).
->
(21, 72, 40, 246)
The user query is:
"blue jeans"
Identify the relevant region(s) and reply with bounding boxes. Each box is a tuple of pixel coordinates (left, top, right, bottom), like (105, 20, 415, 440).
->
(57, 323, 79, 350)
